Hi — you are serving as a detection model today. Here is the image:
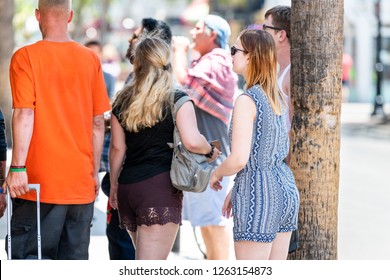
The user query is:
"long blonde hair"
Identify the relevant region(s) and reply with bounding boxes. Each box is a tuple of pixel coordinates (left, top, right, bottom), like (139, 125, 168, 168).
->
(112, 36, 174, 132)
(240, 29, 284, 115)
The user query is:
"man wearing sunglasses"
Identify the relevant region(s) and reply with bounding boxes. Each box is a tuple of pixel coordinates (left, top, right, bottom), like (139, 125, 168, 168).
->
(264, 5, 299, 254)
(172, 14, 238, 260)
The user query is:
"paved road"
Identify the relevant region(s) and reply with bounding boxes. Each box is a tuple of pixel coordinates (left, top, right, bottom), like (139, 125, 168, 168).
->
(338, 104, 390, 260)
(1, 103, 389, 260)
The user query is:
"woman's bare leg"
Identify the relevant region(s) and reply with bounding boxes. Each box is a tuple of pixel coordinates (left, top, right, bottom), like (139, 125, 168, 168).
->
(234, 240, 272, 260)
(269, 232, 292, 260)
(135, 223, 179, 260)
(234, 232, 292, 260)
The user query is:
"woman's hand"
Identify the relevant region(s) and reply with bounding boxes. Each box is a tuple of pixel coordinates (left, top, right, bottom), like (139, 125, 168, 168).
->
(210, 169, 223, 191)
(222, 189, 233, 219)
(207, 147, 221, 163)
(109, 183, 119, 210)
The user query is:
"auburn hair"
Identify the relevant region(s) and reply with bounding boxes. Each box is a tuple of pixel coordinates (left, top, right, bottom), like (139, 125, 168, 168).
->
(240, 29, 284, 115)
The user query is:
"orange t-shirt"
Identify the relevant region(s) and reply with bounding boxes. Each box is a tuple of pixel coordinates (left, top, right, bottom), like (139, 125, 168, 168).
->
(10, 40, 110, 204)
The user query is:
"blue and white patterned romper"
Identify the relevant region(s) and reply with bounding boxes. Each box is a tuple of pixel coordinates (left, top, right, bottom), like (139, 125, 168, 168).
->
(231, 84, 299, 243)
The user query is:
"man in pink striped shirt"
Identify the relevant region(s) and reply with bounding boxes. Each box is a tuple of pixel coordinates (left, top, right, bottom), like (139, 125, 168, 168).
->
(173, 14, 238, 260)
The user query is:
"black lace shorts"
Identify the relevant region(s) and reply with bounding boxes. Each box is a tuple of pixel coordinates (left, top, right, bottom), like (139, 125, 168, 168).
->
(117, 171, 183, 232)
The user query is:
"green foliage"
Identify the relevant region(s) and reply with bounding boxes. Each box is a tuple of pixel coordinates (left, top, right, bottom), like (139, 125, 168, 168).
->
(14, 0, 35, 31)
(218, 0, 246, 7)
(13, 0, 115, 44)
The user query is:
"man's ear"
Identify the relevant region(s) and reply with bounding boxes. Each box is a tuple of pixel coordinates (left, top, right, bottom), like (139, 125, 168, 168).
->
(210, 31, 218, 42)
(68, 10, 74, 23)
(35, 8, 40, 22)
(279, 29, 288, 43)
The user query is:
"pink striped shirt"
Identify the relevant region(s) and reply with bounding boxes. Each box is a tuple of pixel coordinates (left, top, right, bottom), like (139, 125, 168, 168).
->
(183, 48, 238, 124)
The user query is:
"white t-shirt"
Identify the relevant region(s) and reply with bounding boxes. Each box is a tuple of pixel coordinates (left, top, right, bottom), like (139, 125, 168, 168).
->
(277, 64, 291, 132)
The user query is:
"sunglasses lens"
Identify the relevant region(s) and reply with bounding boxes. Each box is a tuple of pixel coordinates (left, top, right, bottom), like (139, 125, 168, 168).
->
(230, 47, 236, 55)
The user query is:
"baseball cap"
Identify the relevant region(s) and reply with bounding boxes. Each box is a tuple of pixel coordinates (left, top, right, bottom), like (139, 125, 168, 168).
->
(203, 14, 231, 50)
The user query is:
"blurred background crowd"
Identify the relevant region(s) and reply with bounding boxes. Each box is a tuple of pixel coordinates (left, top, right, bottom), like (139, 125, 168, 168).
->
(0, 0, 389, 260)
(5, 0, 389, 108)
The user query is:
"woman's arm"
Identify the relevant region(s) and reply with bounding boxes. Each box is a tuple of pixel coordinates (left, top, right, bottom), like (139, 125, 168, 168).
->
(210, 95, 255, 190)
(175, 101, 219, 161)
(109, 115, 127, 209)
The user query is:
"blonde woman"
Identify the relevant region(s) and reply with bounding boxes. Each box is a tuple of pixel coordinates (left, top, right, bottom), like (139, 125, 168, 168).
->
(210, 29, 299, 260)
(109, 36, 219, 260)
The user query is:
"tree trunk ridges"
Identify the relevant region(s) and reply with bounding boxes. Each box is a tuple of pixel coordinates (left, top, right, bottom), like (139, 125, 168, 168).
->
(0, 0, 15, 145)
(289, 0, 343, 259)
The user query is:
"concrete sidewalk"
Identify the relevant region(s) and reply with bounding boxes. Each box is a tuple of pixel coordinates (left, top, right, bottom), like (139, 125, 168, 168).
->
(1, 102, 390, 260)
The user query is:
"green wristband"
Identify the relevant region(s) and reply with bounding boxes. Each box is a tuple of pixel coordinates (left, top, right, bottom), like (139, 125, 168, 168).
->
(10, 168, 26, 172)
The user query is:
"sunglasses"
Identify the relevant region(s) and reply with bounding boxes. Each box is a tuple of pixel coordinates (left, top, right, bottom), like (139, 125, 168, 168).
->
(262, 24, 283, 31)
(230, 46, 247, 56)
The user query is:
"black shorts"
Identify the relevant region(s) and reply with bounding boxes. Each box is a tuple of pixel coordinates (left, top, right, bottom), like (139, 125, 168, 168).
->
(117, 171, 183, 232)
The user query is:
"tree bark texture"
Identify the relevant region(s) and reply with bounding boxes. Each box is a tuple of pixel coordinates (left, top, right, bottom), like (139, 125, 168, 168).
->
(289, 0, 344, 259)
(0, 0, 14, 145)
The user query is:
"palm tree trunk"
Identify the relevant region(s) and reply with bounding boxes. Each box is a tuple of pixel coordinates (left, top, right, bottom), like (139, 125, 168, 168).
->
(289, 0, 344, 259)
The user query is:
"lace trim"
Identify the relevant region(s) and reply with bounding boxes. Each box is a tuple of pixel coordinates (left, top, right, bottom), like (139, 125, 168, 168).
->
(120, 206, 182, 232)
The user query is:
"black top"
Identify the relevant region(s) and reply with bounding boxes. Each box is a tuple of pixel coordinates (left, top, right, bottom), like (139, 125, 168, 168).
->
(112, 90, 187, 184)
(0, 110, 7, 161)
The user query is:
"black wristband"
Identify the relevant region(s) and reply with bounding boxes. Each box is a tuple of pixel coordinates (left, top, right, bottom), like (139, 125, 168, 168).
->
(204, 144, 215, 158)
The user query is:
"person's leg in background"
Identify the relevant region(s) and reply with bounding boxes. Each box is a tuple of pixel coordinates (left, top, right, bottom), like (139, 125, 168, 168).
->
(200, 224, 230, 259)
(101, 172, 135, 260)
(288, 229, 299, 253)
(106, 203, 135, 259)
(183, 176, 232, 260)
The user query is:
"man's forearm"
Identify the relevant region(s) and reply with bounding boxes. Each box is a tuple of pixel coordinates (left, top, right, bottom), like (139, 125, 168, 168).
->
(173, 50, 189, 85)
(11, 108, 34, 166)
(92, 114, 105, 175)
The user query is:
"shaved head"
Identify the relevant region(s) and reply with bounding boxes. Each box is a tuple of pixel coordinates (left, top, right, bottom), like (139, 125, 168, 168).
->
(35, 0, 73, 40)
(38, 0, 71, 12)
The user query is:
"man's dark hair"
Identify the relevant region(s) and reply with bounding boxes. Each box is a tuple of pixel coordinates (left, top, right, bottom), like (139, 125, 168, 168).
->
(126, 18, 172, 64)
(141, 18, 172, 44)
(84, 40, 102, 49)
(265, 5, 291, 41)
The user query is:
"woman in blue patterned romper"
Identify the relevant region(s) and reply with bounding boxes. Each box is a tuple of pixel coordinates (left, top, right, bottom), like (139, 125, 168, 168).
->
(210, 29, 299, 260)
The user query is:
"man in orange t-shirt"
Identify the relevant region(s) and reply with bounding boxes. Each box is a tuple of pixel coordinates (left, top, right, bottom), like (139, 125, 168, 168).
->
(2, 0, 110, 259)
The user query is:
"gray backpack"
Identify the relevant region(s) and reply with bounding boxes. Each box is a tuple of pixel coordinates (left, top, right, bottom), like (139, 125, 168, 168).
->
(168, 94, 213, 193)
